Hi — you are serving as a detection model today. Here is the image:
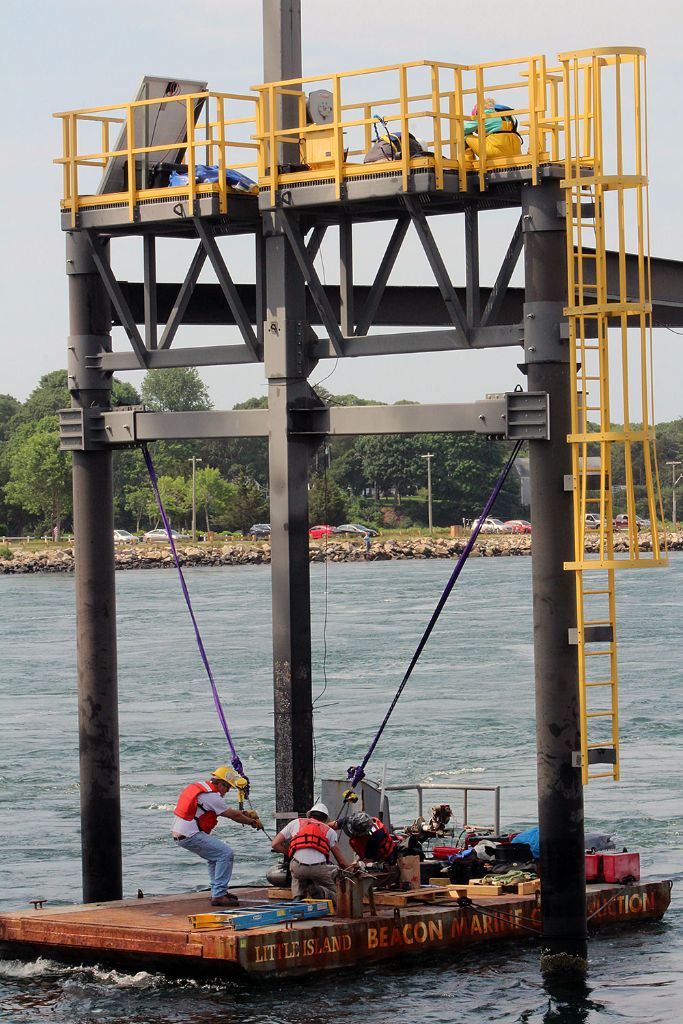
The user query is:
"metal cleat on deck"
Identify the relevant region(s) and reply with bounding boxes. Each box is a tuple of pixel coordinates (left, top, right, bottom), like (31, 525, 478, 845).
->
(189, 899, 333, 931)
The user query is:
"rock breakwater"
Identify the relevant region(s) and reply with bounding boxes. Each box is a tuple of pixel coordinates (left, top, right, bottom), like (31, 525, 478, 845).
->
(2, 532, 681, 574)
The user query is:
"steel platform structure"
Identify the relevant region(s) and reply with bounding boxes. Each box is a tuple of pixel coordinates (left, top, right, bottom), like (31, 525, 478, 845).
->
(50, 1, 679, 963)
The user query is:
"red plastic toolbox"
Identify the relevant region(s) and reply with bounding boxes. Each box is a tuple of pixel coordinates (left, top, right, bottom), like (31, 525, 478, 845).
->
(585, 852, 601, 881)
(431, 846, 462, 859)
(600, 851, 640, 883)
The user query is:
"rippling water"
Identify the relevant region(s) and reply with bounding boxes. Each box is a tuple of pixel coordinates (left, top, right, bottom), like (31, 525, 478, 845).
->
(1, 555, 682, 1022)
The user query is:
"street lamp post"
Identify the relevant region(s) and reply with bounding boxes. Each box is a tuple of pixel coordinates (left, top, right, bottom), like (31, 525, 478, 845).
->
(188, 456, 203, 541)
(421, 453, 434, 534)
(666, 460, 682, 529)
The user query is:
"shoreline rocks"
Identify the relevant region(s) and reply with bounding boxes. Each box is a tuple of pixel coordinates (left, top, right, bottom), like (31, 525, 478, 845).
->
(2, 532, 682, 574)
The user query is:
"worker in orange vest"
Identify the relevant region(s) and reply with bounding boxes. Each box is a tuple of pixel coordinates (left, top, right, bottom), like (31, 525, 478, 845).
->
(171, 766, 261, 907)
(271, 801, 349, 903)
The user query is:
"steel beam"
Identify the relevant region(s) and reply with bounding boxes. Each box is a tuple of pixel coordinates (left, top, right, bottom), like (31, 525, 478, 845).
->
(275, 209, 345, 356)
(306, 224, 327, 262)
(263, 0, 315, 828)
(480, 217, 524, 329)
(355, 216, 410, 336)
(84, 231, 147, 367)
(143, 236, 157, 350)
(339, 216, 354, 336)
(158, 244, 208, 350)
(523, 180, 586, 964)
(115, 250, 683, 330)
(192, 219, 260, 359)
(465, 206, 480, 329)
(67, 232, 122, 904)
(403, 195, 469, 340)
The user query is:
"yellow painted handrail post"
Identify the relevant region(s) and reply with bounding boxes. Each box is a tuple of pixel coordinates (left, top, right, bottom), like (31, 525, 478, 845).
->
(333, 74, 343, 201)
(186, 96, 196, 214)
(528, 58, 538, 185)
(454, 69, 466, 192)
(430, 64, 443, 191)
(269, 84, 277, 206)
(399, 64, 409, 194)
(475, 66, 485, 192)
(217, 95, 227, 215)
(126, 104, 135, 223)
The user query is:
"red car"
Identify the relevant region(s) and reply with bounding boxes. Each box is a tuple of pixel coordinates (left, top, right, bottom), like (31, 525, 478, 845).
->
(504, 519, 532, 534)
(309, 524, 334, 539)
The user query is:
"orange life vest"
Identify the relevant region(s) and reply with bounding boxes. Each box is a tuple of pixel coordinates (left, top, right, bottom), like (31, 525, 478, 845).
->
(349, 817, 397, 862)
(174, 780, 221, 834)
(288, 818, 332, 859)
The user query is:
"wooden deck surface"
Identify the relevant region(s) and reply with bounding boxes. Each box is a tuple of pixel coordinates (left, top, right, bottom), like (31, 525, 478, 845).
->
(0, 880, 672, 979)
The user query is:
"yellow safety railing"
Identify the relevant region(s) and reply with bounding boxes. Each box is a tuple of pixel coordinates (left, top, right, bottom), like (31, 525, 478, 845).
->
(560, 47, 667, 783)
(54, 91, 259, 225)
(253, 56, 566, 203)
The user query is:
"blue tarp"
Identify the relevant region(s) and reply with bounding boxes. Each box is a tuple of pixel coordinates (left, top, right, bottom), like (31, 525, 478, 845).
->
(511, 827, 540, 858)
(169, 165, 256, 191)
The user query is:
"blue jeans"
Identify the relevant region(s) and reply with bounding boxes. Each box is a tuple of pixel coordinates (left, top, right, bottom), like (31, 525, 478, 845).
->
(177, 831, 234, 898)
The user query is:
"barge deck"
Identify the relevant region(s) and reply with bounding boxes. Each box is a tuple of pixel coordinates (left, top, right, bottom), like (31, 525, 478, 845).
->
(0, 881, 672, 979)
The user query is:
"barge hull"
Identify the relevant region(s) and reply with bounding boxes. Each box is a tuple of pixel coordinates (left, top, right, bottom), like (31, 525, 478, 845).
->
(0, 882, 672, 979)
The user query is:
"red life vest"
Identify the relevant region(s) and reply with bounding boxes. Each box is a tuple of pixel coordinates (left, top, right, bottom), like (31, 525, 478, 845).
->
(349, 817, 397, 862)
(288, 818, 332, 859)
(174, 780, 221, 834)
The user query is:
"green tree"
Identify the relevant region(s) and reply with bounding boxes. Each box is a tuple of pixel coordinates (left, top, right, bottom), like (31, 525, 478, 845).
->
(12, 370, 69, 428)
(356, 434, 424, 502)
(153, 475, 190, 529)
(225, 471, 268, 533)
(194, 466, 231, 532)
(308, 473, 348, 524)
(5, 416, 72, 533)
(0, 394, 21, 440)
(123, 482, 156, 533)
(141, 367, 212, 412)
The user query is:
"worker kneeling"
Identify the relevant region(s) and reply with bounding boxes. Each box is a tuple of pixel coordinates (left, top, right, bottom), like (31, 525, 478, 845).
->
(343, 812, 400, 889)
(171, 766, 261, 907)
(271, 802, 348, 903)
(464, 97, 522, 161)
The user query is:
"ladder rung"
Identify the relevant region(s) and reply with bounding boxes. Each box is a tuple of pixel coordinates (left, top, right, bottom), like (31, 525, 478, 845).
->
(587, 741, 616, 749)
(585, 618, 612, 625)
(584, 588, 611, 595)
(588, 771, 617, 780)
(586, 711, 614, 718)
(585, 650, 613, 658)
(586, 680, 615, 687)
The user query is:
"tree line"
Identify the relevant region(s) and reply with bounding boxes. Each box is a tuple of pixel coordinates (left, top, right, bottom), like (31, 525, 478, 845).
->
(1, 368, 681, 538)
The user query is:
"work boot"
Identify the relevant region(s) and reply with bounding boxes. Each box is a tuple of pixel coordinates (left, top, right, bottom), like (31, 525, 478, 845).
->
(210, 893, 239, 907)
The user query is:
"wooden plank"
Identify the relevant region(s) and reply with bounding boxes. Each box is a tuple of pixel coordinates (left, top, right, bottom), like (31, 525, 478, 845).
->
(516, 879, 541, 895)
(365, 886, 447, 907)
(466, 883, 506, 897)
(267, 887, 293, 900)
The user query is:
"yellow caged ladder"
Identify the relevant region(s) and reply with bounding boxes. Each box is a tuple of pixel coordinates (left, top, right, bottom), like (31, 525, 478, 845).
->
(560, 48, 668, 783)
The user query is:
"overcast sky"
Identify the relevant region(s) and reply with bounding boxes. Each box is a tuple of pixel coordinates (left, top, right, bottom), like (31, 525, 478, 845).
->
(2, 1, 681, 420)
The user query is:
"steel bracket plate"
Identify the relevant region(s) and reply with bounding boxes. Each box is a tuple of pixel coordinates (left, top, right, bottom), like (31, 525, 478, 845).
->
(59, 407, 108, 451)
(505, 391, 550, 440)
(523, 300, 569, 363)
(572, 748, 618, 768)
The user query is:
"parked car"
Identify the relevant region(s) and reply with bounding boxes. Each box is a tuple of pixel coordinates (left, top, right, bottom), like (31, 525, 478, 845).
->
(333, 523, 379, 537)
(613, 514, 650, 530)
(113, 529, 138, 544)
(143, 528, 189, 542)
(584, 513, 603, 529)
(472, 517, 508, 534)
(309, 525, 335, 539)
(248, 523, 271, 540)
(504, 520, 532, 534)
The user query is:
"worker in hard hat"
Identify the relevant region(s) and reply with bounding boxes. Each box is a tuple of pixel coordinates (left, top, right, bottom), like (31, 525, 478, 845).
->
(172, 766, 261, 907)
(271, 801, 349, 903)
(464, 96, 523, 161)
(342, 811, 400, 889)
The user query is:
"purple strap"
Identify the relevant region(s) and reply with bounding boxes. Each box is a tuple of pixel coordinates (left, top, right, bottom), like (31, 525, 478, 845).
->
(142, 446, 246, 782)
(351, 440, 523, 789)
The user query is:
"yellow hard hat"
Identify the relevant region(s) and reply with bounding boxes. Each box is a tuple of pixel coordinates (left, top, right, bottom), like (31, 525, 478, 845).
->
(211, 765, 247, 789)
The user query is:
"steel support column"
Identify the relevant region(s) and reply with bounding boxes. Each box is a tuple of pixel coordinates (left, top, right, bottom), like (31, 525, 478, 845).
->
(522, 180, 587, 965)
(263, 0, 314, 828)
(67, 231, 122, 903)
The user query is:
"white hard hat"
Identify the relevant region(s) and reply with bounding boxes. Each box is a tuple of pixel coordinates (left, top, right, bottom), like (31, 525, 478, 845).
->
(308, 801, 329, 819)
